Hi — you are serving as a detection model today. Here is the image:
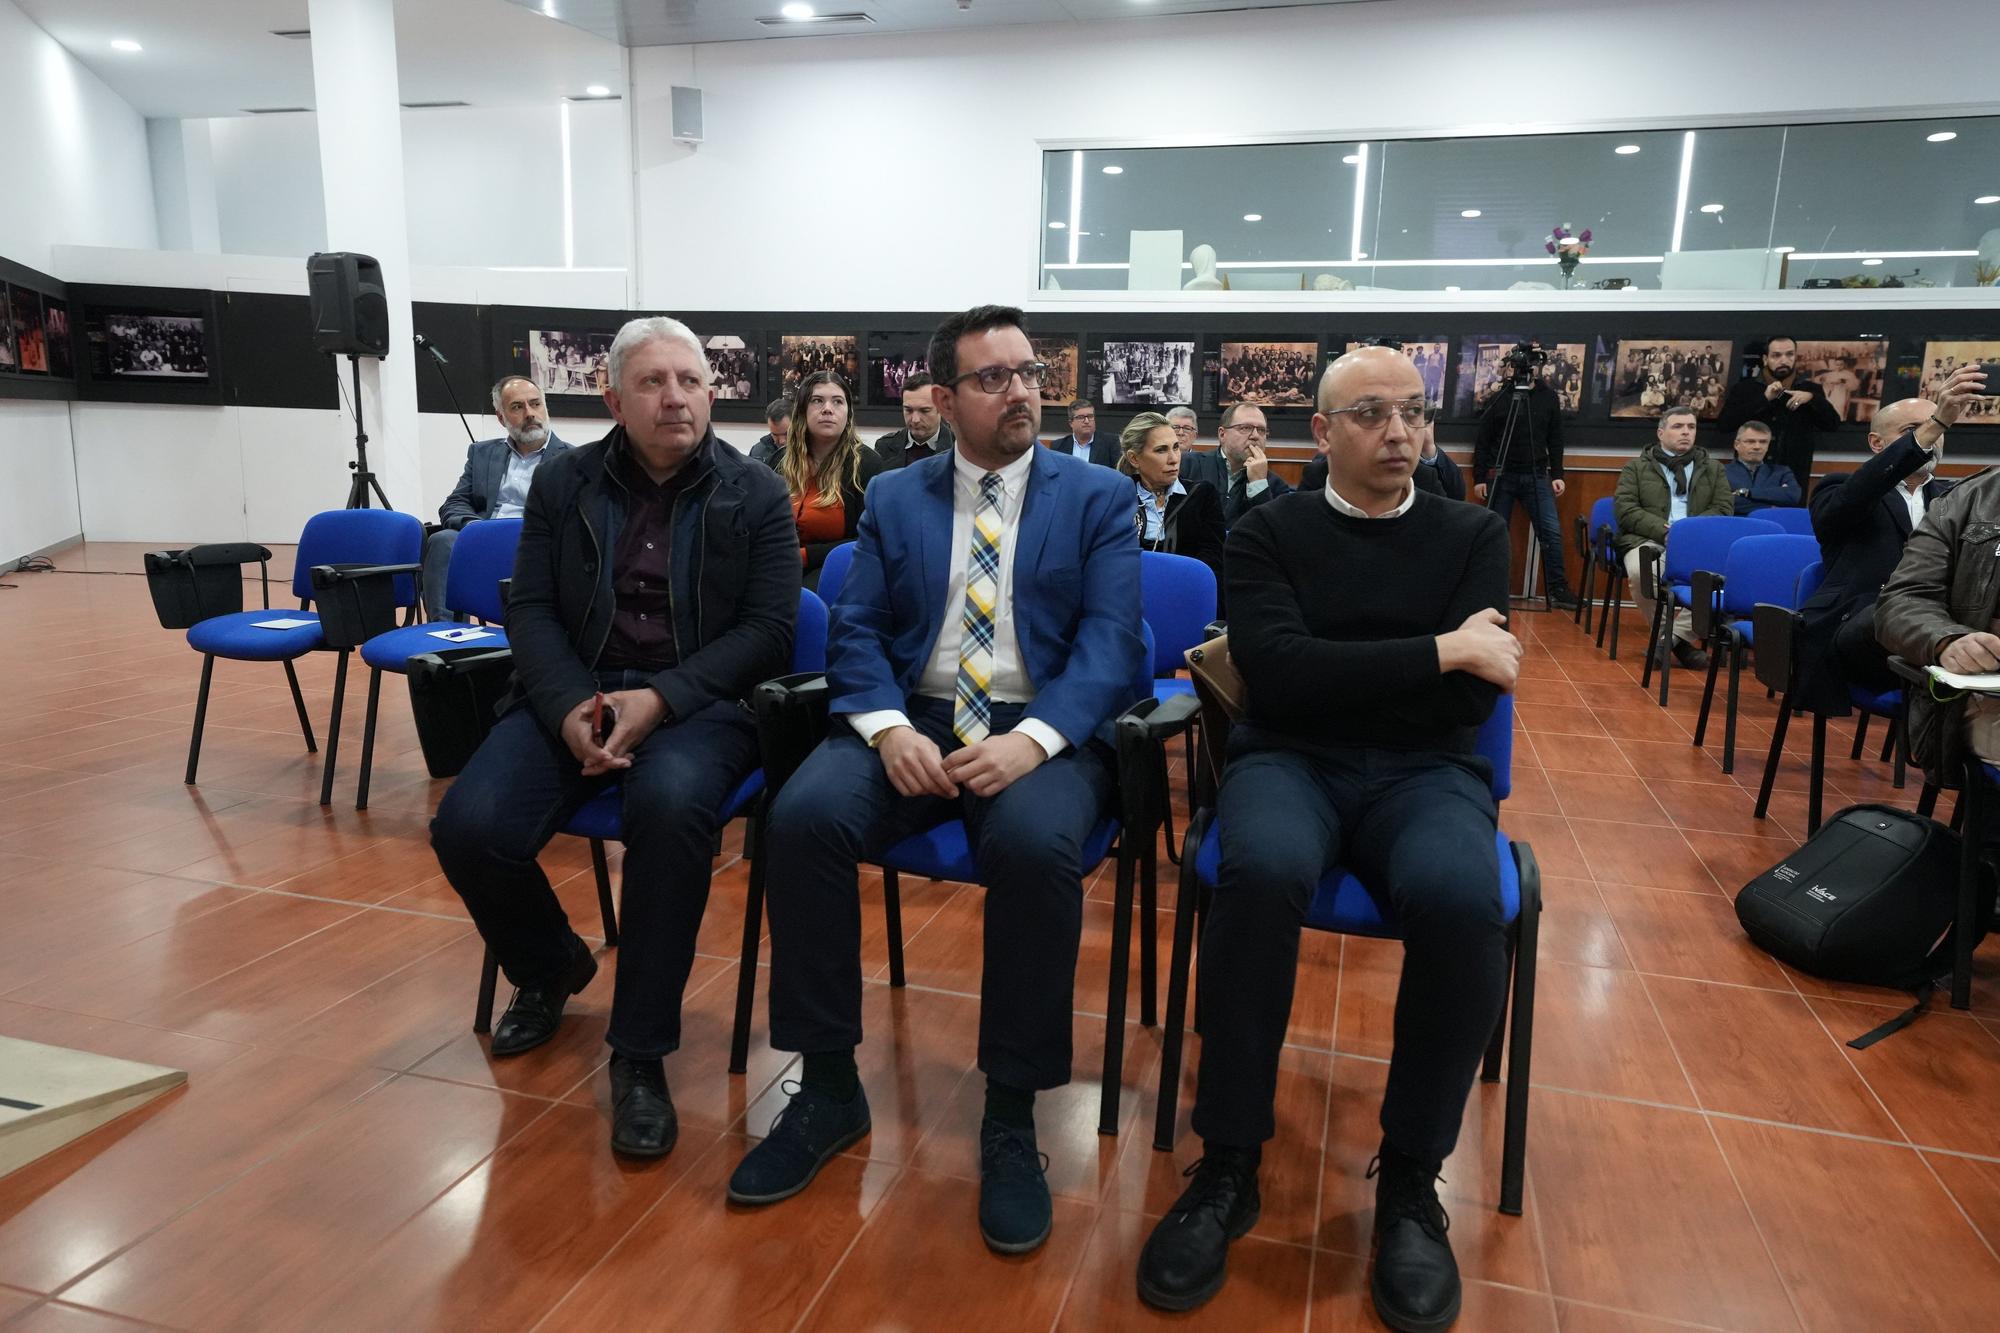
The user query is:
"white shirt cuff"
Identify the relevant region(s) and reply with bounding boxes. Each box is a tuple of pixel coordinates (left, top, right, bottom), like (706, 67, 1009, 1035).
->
(1011, 718, 1070, 761)
(849, 709, 911, 745)
(1245, 477, 1269, 497)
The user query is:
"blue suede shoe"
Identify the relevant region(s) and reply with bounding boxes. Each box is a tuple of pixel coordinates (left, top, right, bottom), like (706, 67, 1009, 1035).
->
(726, 1081, 871, 1205)
(978, 1119, 1052, 1254)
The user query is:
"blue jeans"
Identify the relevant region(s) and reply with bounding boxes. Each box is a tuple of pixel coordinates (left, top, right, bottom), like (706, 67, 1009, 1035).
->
(1191, 728, 1507, 1160)
(1487, 473, 1571, 595)
(430, 671, 759, 1057)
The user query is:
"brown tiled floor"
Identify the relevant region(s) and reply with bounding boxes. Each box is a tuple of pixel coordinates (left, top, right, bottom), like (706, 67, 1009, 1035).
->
(3, 542, 2000, 1331)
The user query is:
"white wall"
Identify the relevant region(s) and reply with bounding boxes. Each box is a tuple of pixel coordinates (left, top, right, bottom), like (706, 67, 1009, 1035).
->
(209, 114, 330, 259)
(629, 0, 2000, 311)
(0, 401, 82, 560)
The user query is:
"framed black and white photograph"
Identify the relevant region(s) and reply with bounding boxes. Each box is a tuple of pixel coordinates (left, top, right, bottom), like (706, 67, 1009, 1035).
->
(41, 296, 71, 378)
(94, 312, 211, 380)
(10, 286, 47, 374)
(1920, 340, 2000, 426)
(0, 286, 16, 372)
(865, 331, 931, 406)
(1217, 340, 1317, 408)
(526, 328, 613, 396)
(777, 334, 859, 396)
(1032, 335, 1078, 406)
(1792, 339, 1887, 423)
(1608, 338, 1732, 419)
(702, 333, 760, 400)
(1096, 339, 1196, 406)
(1344, 339, 1449, 406)
(1451, 337, 1587, 416)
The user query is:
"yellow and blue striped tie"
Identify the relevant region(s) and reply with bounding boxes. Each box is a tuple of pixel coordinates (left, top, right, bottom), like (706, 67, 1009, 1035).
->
(953, 471, 1004, 744)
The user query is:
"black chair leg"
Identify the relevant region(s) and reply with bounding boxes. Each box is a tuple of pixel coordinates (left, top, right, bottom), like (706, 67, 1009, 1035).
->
(474, 946, 499, 1034)
(591, 838, 618, 946)
(1500, 845, 1540, 1218)
(1641, 586, 1666, 690)
(1692, 636, 1725, 749)
(185, 654, 216, 785)
(1139, 846, 1158, 1028)
(355, 667, 382, 811)
(1607, 574, 1625, 660)
(1808, 713, 1828, 835)
(1100, 849, 1136, 1137)
(1879, 718, 1897, 764)
(884, 867, 906, 987)
(1890, 709, 1908, 789)
(1577, 559, 1595, 632)
(1721, 638, 1745, 775)
(1917, 782, 1940, 819)
(1153, 812, 1206, 1152)
(1753, 691, 1795, 820)
(1480, 937, 1513, 1082)
(318, 649, 350, 807)
(729, 802, 768, 1075)
(282, 659, 317, 753)
(1952, 766, 1983, 1010)
(1850, 712, 1870, 762)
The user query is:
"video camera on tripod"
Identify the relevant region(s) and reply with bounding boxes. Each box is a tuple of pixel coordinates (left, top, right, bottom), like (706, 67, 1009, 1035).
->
(1498, 340, 1547, 389)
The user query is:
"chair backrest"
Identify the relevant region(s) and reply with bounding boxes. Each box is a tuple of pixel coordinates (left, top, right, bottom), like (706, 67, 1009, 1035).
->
(292, 509, 424, 608)
(1475, 693, 1514, 802)
(1748, 505, 1816, 536)
(1721, 534, 1822, 616)
(1139, 551, 1219, 677)
(1662, 515, 1782, 584)
(817, 541, 857, 605)
(794, 588, 829, 673)
(443, 518, 523, 624)
(1588, 496, 1620, 558)
(1795, 559, 1825, 604)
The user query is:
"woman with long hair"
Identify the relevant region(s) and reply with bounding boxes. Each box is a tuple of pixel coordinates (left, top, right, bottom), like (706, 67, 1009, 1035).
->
(1120, 410, 1227, 602)
(780, 370, 884, 591)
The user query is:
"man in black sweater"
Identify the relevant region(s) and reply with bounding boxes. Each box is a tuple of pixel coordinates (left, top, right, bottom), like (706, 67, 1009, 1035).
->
(1138, 347, 1519, 1330)
(1716, 335, 1841, 486)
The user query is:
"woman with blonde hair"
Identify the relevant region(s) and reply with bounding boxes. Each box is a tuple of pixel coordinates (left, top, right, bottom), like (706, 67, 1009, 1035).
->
(781, 370, 884, 591)
(1121, 410, 1227, 601)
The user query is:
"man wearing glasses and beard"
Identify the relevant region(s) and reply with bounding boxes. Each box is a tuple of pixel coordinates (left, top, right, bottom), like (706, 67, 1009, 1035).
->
(1137, 347, 1518, 1331)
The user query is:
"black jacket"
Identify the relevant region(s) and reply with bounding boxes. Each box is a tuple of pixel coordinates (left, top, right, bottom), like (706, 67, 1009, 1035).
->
(749, 434, 783, 468)
(785, 443, 887, 589)
(1145, 481, 1229, 609)
(1301, 450, 1465, 502)
(871, 423, 955, 470)
(1050, 433, 1122, 468)
(1795, 431, 1952, 714)
(503, 425, 799, 733)
(1472, 383, 1564, 483)
(1716, 375, 1841, 485)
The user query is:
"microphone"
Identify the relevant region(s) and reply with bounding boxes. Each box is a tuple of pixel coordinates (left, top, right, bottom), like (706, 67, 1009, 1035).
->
(414, 333, 447, 364)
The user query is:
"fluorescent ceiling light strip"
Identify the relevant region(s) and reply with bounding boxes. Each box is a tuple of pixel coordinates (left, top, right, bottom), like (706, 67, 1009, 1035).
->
(560, 101, 575, 269)
(1670, 130, 1694, 253)
(1041, 254, 1667, 271)
(1787, 249, 1975, 260)
(1068, 151, 1082, 266)
(1350, 143, 1368, 262)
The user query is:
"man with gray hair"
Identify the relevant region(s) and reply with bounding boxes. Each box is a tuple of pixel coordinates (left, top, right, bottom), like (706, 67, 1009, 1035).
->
(431, 315, 799, 1160)
(422, 375, 572, 619)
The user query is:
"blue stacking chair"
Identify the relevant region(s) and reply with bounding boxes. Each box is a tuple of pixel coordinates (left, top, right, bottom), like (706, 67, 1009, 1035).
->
(1585, 498, 1629, 658)
(1689, 534, 1822, 774)
(350, 519, 522, 810)
(1641, 515, 1783, 706)
(469, 588, 832, 1050)
(1143, 684, 1541, 1216)
(1748, 505, 1816, 535)
(816, 540, 857, 606)
(182, 508, 423, 806)
(1140, 551, 1219, 858)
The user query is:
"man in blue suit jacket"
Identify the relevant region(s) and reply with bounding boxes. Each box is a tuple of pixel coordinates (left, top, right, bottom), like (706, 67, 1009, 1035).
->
(423, 375, 572, 618)
(731, 305, 1148, 1254)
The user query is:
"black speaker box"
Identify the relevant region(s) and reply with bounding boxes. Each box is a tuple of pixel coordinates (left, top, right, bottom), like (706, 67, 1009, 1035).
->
(307, 251, 390, 358)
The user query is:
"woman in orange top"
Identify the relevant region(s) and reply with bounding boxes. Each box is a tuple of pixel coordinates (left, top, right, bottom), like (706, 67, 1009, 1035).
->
(780, 370, 884, 592)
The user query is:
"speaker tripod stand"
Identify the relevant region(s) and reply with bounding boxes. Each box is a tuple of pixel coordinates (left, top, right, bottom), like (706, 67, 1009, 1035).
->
(342, 353, 393, 511)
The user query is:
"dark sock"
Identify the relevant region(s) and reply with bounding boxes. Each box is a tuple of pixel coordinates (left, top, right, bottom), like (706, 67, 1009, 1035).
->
(984, 1079, 1035, 1130)
(1202, 1139, 1262, 1169)
(801, 1049, 859, 1101)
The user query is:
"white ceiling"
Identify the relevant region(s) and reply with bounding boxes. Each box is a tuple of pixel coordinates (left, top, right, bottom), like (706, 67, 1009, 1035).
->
(13, 0, 626, 119)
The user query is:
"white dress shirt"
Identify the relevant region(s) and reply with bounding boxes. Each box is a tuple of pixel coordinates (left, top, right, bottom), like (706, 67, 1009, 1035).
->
(495, 442, 549, 519)
(1901, 479, 1929, 532)
(1325, 478, 1416, 519)
(849, 447, 1068, 759)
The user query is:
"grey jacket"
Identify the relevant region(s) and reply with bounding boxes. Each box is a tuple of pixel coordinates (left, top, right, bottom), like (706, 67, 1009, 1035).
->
(439, 435, 572, 528)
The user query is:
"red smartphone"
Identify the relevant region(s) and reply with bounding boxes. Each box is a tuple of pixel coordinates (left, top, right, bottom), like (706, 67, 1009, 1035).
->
(591, 694, 617, 745)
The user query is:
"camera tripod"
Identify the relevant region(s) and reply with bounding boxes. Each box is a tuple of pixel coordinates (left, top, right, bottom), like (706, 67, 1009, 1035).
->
(342, 353, 393, 511)
(1486, 376, 1561, 611)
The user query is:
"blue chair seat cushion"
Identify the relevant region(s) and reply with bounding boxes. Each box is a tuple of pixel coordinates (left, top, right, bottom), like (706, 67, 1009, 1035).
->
(187, 610, 325, 661)
(1848, 685, 1901, 717)
(1192, 819, 1520, 938)
(561, 769, 767, 842)
(880, 816, 1120, 882)
(361, 622, 511, 671)
(1153, 678, 1195, 700)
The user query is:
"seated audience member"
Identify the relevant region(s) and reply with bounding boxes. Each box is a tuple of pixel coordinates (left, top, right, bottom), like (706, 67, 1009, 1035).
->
(1472, 364, 1577, 611)
(1123, 411, 1228, 595)
(1215, 404, 1294, 521)
(729, 305, 1148, 1256)
(1169, 406, 1227, 493)
(425, 376, 571, 619)
(1302, 421, 1463, 501)
(1723, 421, 1803, 514)
(430, 316, 798, 1158)
(1613, 405, 1732, 670)
(872, 372, 955, 469)
(1050, 399, 1120, 466)
(1136, 347, 1517, 1326)
(1717, 334, 1841, 485)
(1874, 367, 1998, 767)
(1797, 372, 1979, 714)
(780, 371, 886, 592)
(750, 397, 790, 467)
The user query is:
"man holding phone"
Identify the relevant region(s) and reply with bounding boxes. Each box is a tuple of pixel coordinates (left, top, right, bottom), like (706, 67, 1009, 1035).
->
(1717, 335, 1842, 487)
(431, 315, 799, 1159)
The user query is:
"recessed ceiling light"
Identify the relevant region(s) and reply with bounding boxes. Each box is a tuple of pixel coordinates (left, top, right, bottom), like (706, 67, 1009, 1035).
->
(1100, 165, 1123, 175)
(1444, 285, 1462, 292)
(1342, 154, 1362, 165)
(584, 84, 610, 96)
(780, 2, 815, 19)
(1774, 245, 1796, 254)
(1242, 213, 1262, 222)
(1927, 131, 1958, 143)
(1615, 144, 1641, 155)
(1699, 203, 1725, 213)
(1977, 195, 2000, 205)
(1460, 209, 1482, 218)
(111, 38, 141, 52)
(1862, 258, 1884, 266)
(1048, 220, 1065, 229)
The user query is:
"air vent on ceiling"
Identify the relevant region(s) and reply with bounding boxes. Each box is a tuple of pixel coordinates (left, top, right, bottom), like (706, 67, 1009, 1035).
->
(401, 100, 471, 109)
(269, 28, 310, 39)
(243, 106, 311, 115)
(754, 12, 875, 27)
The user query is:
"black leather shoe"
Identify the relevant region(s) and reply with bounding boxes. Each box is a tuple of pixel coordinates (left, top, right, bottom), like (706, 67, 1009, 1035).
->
(609, 1053, 676, 1158)
(1136, 1149, 1261, 1312)
(1671, 639, 1710, 670)
(489, 937, 596, 1058)
(1549, 589, 1581, 613)
(978, 1119, 1052, 1253)
(1368, 1148, 1460, 1332)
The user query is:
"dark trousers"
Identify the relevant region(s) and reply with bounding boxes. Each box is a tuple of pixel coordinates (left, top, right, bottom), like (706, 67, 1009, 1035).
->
(430, 671, 759, 1058)
(1487, 473, 1571, 594)
(764, 695, 1115, 1091)
(1833, 604, 1898, 696)
(1191, 732, 1508, 1162)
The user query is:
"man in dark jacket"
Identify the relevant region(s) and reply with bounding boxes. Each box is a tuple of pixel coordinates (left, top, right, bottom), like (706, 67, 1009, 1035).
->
(1049, 399, 1120, 466)
(1717, 335, 1842, 487)
(424, 376, 572, 619)
(1613, 406, 1733, 669)
(1723, 421, 1803, 514)
(749, 396, 789, 467)
(1794, 389, 1966, 715)
(430, 316, 799, 1160)
(871, 372, 955, 469)
(1472, 368, 1575, 611)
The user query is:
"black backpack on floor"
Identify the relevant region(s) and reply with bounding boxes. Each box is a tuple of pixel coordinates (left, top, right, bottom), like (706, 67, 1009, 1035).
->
(1735, 803, 1983, 1046)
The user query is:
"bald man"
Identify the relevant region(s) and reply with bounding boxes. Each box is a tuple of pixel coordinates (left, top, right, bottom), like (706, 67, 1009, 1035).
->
(1138, 348, 1518, 1328)
(1795, 379, 1978, 717)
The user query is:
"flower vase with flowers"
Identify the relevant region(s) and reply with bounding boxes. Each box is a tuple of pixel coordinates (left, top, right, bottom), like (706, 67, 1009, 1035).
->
(1545, 224, 1592, 289)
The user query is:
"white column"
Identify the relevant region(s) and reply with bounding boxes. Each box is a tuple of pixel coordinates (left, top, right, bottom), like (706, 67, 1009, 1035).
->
(307, 0, 421, 514)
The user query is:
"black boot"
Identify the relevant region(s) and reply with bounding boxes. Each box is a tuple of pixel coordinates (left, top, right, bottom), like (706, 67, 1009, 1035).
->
(1136, 1147, 1261, 1311)
(608, 1053, 676, 1158)
(1368, 1144, 1460, 1332)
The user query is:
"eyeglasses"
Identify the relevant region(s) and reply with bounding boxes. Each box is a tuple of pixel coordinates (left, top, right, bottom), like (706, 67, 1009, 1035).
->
(1322, 399, 1432, 431)
(949, 361, 1049, 394)
(1222, 423, 1270, 438)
